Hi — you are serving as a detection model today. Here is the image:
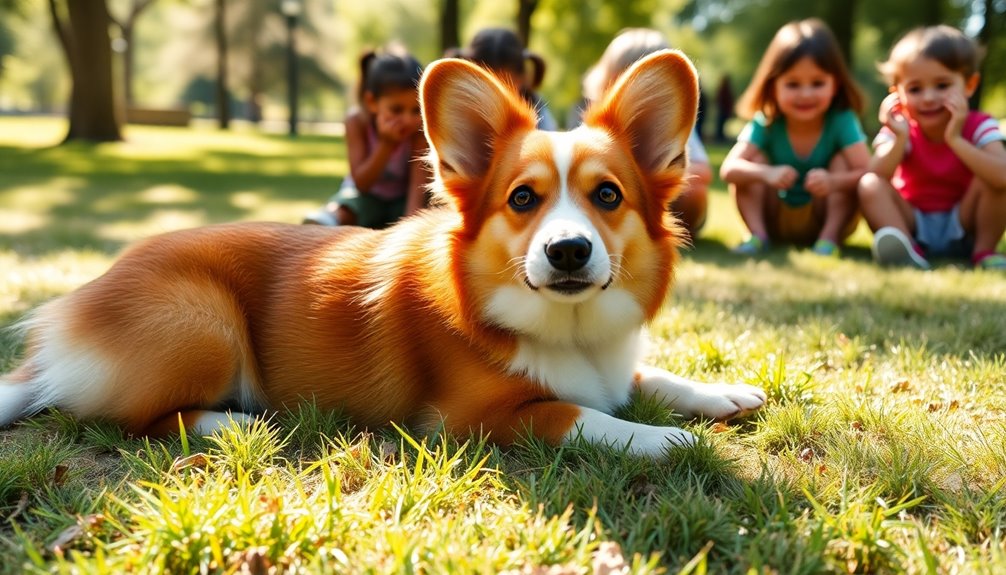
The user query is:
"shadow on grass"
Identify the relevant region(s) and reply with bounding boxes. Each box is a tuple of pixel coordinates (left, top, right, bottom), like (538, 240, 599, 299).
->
(0, 138, 342, 257)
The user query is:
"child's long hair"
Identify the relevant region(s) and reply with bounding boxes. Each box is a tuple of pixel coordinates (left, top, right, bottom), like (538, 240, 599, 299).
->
(736, 19, 864, 121)
(356, 46, 423, 105)
(582, 28, 667, 103)
(878, 25, 981, 85)
(452, 28, 546, 101)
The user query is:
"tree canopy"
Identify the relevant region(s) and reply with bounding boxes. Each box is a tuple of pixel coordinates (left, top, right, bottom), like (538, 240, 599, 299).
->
(0, 0, 1003, 136)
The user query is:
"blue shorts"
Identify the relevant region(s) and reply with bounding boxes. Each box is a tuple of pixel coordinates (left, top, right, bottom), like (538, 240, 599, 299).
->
(914, 205, 972, 258)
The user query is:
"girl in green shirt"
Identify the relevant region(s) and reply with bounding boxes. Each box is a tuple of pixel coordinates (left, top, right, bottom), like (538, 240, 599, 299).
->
(720, 19, 870, 256)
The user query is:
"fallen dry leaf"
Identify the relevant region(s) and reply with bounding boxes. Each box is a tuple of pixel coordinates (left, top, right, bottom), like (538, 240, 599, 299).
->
(52, 464, 68, 487)
(593, 541, 629, 575)
(890, 380, 911, 393)
(7, 491, 29, 521)
(170, 453, 209, 472)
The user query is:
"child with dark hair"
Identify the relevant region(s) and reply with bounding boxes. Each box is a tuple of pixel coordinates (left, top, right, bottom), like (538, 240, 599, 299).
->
(859, 25, 1006, 270)
(720, 19, 870, 257)
(454, 27, 558, 131)
(303, 46, 430, 227)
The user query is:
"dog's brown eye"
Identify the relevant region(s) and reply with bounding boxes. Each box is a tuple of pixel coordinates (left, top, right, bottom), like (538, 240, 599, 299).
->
(594, 182, 622, 209)
(509, 186, 538, 211)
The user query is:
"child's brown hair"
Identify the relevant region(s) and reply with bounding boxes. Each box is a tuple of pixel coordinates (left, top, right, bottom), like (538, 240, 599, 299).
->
(736, 19, 864, 121)
(878, 25, 981, 85)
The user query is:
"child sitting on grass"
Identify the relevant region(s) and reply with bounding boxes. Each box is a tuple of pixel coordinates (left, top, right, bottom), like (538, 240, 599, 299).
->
(720, 19, 870, 257)
(858, 25, 1006, 270)
(303, 47, 429, 228)
(449, 27, 558, 131)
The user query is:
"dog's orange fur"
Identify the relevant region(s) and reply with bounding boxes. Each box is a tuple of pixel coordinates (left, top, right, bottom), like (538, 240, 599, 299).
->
(0, 51, 719, 450)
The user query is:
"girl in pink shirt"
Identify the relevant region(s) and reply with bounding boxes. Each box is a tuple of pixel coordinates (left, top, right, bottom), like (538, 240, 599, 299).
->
(859, 26, 1006, 270)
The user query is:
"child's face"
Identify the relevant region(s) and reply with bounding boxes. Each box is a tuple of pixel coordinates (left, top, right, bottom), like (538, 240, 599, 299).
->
(773, 56, 836, 124)
(893, 56, 977, 131)
(367, 88, 422, 137)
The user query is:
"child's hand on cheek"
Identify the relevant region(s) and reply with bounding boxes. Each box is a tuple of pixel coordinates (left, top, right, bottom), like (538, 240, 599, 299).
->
(804, 168, 832, 197)
(376, 114, 409, 144)
(943, 92, 968, 142)
(880, 93, 909, 138)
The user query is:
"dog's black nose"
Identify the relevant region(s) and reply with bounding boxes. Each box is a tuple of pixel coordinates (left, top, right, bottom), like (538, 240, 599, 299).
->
(545, 237, 592, 272)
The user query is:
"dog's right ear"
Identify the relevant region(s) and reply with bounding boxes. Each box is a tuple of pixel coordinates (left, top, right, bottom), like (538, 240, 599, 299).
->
(420, 59, 536, 186)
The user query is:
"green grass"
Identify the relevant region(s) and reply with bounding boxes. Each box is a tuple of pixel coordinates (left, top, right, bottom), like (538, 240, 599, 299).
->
(1, 116, 1005, 573)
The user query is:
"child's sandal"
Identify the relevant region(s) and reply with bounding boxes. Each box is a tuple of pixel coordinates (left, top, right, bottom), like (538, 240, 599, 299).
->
(975, 253, 1006, 271)
(732, 235, 769, 256)
(811, 239, 840, 257)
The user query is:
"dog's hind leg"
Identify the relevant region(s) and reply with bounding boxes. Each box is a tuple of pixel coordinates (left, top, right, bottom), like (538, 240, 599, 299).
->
(142, 410, 255, 436)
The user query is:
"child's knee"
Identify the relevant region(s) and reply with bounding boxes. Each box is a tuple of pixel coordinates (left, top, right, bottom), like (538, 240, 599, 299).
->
(857, 172, 889, 201)
(732, 181, 768, 198)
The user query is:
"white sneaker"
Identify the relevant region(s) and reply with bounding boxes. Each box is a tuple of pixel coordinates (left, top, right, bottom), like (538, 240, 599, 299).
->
(302, 209, 339, 226)
(872, 227, 930, 269)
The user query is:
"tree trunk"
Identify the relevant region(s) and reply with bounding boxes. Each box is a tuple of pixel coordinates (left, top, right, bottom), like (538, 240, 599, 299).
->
(121, 24, 134, 107)
(111, 1, 154, 110)
(516, 0, 538, 47)
(822, 0, 855, 67)
(970, 0, 996, 108)
(440, 0, 459, 54)
(215, 0, 230, 129)
(56, 0, 121, 142)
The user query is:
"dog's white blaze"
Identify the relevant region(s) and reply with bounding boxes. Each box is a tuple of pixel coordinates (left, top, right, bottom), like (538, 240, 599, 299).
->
(568, 408, 696, 456)
(523, 133, 611, 297)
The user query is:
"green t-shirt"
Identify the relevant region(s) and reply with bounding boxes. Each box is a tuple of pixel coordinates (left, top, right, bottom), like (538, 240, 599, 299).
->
(738, 108, 866, 206)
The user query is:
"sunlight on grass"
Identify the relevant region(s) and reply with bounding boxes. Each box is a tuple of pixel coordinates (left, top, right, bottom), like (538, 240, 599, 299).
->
(1, 117, 1005, 573)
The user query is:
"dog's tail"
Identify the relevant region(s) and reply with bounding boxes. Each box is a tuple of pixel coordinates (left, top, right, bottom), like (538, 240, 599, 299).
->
(0, 369, 35, 428)
(0, 310, 50, 428)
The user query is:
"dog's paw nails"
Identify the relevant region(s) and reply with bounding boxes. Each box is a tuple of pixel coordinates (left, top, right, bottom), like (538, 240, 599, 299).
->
(686, 383, 767, 420)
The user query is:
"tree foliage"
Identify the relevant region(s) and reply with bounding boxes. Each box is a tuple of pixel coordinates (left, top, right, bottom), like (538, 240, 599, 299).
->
(1, 0, 1005, 130)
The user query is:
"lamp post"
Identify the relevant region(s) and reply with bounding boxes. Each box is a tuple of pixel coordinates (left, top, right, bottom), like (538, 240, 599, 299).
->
(280, 0, 302, 137)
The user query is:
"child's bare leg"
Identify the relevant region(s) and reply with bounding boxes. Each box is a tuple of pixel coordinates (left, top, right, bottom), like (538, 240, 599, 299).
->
(732, 182, 771, 240)
(334, 204, 358, 226)
(671, 165, 710, 241)
(817, 155, 857, 243)
(857, 172, 916, 235)
(958, 178, 1006, 256)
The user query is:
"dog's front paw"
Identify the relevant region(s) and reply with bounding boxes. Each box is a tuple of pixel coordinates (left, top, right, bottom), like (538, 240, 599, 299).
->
(628, 425, 696, 457)
(676, 382, 767, 420)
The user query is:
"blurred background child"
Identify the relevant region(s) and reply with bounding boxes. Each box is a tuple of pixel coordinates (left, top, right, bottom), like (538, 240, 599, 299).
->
(720, 19, 869, 257)
(303, 47, 429, 227)
(579, 28, 711, 241)
(858, 25, 1006, 270)
(450, 27, 558, 131)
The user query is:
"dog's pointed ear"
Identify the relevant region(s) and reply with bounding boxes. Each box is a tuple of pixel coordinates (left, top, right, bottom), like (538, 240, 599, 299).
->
(420, 59, 537, 183)
(583, 50, 698, 177)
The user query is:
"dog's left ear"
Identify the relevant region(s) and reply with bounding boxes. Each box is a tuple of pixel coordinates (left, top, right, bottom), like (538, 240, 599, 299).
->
(584, 49, 698, 179)
(420, 59, 536, 185)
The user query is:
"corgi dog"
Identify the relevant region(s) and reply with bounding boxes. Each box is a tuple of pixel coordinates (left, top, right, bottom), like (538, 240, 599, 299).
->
(0, 51, 765, 457)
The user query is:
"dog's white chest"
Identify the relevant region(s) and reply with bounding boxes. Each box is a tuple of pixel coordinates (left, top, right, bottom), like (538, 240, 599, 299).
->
(508, 330, 643, 413)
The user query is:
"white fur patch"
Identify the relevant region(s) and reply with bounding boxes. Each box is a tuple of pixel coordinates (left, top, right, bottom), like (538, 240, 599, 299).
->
(568, 407, 695, 457)
(17, 304, 115, 420)
(635, 365, 768, 419)
(484, 285, 643, 347)
(0, 383, 32, 427)
(508, 329, 643, 412)
(189, 411, 254, 435)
